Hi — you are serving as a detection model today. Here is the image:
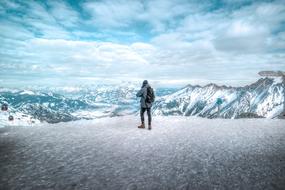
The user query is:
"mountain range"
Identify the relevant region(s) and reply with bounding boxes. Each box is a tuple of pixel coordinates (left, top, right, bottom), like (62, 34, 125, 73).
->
(0, 77, 284, 126)
(153, 77, 284, 119)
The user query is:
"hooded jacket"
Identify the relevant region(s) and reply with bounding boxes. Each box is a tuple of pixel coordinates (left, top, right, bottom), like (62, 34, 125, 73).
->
(136, 83, 152, 108)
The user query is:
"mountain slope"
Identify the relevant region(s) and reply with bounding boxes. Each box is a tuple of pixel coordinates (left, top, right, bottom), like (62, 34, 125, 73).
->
(152, 77, 284, 119)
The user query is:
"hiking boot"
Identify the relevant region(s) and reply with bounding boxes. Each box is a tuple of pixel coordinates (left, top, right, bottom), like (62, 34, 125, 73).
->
(138, 123, 145, 129)
(148, 125, 152, 130)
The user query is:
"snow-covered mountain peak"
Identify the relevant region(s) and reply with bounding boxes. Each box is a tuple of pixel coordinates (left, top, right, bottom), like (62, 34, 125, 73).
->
(152, 78, 284, 119)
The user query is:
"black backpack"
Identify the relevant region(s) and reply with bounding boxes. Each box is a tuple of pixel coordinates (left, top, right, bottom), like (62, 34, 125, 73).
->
(146, 86, 155, 103)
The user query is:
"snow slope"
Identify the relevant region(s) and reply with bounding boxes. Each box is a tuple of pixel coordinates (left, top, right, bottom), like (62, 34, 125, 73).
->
(0, 116, 284, 190)
(153, 77, 284, 119)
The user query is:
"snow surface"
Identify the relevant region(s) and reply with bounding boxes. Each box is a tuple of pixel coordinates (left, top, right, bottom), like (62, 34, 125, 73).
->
(19, 90, 35, 95)
(0, 111, 41, 128)
(0, 116, 284, 190)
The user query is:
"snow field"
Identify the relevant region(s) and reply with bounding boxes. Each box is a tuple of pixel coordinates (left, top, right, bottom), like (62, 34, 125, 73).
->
(0, 116, 284, 189)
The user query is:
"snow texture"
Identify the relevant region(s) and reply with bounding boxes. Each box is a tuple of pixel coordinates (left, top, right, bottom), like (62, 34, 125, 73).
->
(0, 116, 284, 190)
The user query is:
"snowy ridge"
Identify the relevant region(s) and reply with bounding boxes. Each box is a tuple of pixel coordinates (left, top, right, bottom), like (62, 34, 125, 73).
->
(152, 78, 284, 119)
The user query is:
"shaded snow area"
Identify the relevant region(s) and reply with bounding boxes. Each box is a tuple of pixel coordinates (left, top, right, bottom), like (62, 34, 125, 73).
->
(0, 116, 284, 190)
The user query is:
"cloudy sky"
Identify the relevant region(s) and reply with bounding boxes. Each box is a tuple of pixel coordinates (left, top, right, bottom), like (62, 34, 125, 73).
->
(0, 0, 285, 88)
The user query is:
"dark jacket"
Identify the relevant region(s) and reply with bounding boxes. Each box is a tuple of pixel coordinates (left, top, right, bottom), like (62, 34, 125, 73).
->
(136, 84, 152, 108)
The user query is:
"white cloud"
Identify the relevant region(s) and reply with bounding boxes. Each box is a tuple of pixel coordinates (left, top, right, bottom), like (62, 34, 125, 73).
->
(0, 21, 34, 40)
(0, 0, 285, 87)
(83, 0, 144, 28)
(213, 20, 269, 53)
(21, 39, 152, 77)
(82, 0, 208, 32)
(1, 1, 73, 39)
(212, 1, 285, 53)
(47, 0, 80, 28)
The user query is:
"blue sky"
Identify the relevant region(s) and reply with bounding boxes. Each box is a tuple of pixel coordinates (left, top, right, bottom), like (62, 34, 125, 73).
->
(0, 0, 285, 88)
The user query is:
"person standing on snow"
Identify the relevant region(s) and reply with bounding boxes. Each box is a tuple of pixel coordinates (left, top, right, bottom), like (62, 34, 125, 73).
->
(136, 80, 155, 130)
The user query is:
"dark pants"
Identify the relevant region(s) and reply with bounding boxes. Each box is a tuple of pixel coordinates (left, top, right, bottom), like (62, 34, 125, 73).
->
(140, 107, 151, 125)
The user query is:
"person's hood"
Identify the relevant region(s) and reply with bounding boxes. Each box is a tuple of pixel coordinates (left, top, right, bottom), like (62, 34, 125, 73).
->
(142, 80, 148, 86)
(142, 80, 149, 88)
